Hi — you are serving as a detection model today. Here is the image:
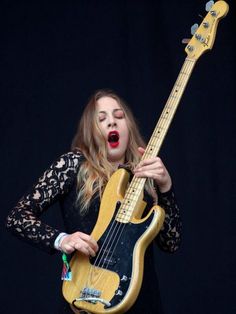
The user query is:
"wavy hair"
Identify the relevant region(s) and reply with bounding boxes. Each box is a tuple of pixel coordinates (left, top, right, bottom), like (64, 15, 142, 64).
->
(72, 89, 155, 215)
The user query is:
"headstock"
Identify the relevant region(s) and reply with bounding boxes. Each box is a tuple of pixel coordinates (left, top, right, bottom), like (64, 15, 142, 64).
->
(185, 1, 229, 60)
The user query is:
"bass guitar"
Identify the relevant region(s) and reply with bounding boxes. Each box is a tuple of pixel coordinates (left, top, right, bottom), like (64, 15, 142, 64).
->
(62, 1, 229, 313)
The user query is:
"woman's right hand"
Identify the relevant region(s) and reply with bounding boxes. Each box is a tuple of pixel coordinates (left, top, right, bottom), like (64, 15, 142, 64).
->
(60, 231, 99, 256)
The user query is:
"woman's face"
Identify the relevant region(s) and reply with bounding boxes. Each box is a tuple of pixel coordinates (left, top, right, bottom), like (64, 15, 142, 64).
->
(96, 96, 129, 165)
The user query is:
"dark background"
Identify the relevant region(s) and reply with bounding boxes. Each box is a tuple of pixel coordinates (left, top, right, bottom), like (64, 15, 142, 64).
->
(1, 1, 235, 313)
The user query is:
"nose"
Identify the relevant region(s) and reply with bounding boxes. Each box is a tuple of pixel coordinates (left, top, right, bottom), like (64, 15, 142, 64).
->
(108, 121, 117, 128)
(107, 115, 117, 128)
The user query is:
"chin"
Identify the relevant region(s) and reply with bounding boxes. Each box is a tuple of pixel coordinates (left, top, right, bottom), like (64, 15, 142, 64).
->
(108, 150, 125, 163)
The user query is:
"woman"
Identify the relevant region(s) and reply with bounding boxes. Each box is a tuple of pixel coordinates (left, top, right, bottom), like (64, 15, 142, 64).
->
(6, 89, 182, 313)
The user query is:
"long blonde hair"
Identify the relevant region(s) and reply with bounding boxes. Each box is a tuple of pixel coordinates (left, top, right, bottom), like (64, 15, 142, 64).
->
(72, 89, 154, 215)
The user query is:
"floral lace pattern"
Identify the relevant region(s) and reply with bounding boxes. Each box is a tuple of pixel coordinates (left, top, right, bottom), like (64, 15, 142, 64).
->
(6, 151, 82, 253)
(6, 151, 182, 254)
(158, 191, 182, 252)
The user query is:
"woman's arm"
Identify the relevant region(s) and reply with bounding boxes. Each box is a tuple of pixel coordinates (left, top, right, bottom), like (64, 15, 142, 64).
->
(156, 188, 182, 252)
(5, 151, 82, 254)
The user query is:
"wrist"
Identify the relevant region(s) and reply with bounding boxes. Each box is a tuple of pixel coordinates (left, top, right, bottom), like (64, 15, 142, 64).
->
(159, 184, 172, 193)
(54, 232, 68, 251)
(156, 180, 172, 193)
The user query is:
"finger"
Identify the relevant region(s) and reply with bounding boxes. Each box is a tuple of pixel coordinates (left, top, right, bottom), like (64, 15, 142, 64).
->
(63, 243, 76, 254)
(134, 163, 161, 173)
(134, 170, 155, 179)
(135, 169, 167, 181)
(137, 147, 145, 155)
(86, 246, 96, 257)
(135, 164, 164, 175)
(72, 237, 97, 256)
(74, 242, 96, 257)
(139, 157, 162, 167)
(135, 158, 162, 171)
(87, 237, 99, 252)
(79, 233, 99, 252)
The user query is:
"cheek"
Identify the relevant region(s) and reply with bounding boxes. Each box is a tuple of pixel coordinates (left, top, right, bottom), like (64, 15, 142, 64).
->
(123, 126, 130, 144)
(95, 124, 107, 145)
(97, 123, 106, 136)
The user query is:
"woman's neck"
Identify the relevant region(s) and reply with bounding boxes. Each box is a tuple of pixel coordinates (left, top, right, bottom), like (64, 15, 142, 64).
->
(109, 157, 125, 169)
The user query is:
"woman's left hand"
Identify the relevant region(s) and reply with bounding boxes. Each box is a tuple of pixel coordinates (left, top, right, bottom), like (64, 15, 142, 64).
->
(133, 147, 172, 193)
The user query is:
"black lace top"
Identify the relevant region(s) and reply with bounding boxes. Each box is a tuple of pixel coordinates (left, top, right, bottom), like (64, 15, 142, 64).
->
(6, 151, 182, 313)
(6, 151, 182, 254)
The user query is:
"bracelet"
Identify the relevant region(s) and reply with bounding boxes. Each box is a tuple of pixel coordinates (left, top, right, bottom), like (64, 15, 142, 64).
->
(54, 232, 68, 251)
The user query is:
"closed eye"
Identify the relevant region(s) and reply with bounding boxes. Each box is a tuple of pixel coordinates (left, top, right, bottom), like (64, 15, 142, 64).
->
(98, 113, 106, 122)
(114, 109, 125, 119)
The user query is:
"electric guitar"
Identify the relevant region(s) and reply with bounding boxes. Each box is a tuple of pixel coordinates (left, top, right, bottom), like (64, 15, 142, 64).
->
(62, 1, 229, 313)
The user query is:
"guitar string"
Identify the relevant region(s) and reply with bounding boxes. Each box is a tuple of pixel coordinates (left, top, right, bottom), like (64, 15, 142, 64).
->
(84, 204, 130, 297)
(85, 181, 144, 288)
(85, 194, 137, 282)
(90, 177, 144, 273)
(84, 180, 144, 293)
(85, 211, 133, 292)
(85, 174, 150, 292)
(82, 58, 195, 301)
(84, 177, 146, 292)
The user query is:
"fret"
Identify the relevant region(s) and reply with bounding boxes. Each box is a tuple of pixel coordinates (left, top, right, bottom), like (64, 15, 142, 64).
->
(179, 70, 189, 76)
(153, 129, 164, 135)
(118, 210, 132, 217)
(158, 115, 168, 121)
(169, 95, 178, 99)
(121, 195, 138, 204)
(174, 83, 182, 88)
(154, 126, 163, 132)
(151, 134, 161, 139)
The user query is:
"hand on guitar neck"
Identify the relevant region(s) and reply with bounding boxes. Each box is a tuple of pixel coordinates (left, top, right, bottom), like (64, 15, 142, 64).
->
(133, 147, 172, 193)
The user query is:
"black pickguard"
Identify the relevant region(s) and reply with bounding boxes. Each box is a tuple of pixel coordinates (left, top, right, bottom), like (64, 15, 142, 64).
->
(89, 203, 156, 309)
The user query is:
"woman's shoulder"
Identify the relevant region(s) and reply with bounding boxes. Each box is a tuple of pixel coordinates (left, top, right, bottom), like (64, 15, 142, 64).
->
(61, 149, 84, 160)
(50, 150, 85, 173)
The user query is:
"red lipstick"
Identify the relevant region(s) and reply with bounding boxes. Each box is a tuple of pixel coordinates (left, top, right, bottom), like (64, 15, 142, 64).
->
(108, 131, 120, 148)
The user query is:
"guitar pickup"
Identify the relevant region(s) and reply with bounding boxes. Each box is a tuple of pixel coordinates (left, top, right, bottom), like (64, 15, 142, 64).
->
(103, 256, 116, 266)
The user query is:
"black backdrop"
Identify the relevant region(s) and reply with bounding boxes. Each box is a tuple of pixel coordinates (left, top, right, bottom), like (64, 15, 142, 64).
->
(1, 1, 235, 313)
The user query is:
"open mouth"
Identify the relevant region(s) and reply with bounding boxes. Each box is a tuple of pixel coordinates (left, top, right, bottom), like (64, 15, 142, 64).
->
(108, 131, 120, 148)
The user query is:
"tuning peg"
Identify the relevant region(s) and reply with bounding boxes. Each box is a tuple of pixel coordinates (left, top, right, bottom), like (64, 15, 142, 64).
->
(191, 23, 198, 35)
(205, 1, 214, 12)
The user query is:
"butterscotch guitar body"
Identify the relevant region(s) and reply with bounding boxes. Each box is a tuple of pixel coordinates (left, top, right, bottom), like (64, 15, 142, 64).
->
(63, 168, 165, 314)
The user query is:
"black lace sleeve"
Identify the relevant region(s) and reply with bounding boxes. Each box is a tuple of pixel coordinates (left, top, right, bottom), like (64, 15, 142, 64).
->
(156, 188, 182, 253)
(5, 151, 82, 254)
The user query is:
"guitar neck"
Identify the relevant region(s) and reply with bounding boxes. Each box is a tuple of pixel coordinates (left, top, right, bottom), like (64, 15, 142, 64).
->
(116, 57, 196, 222)
(142, 57, 196, 160)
